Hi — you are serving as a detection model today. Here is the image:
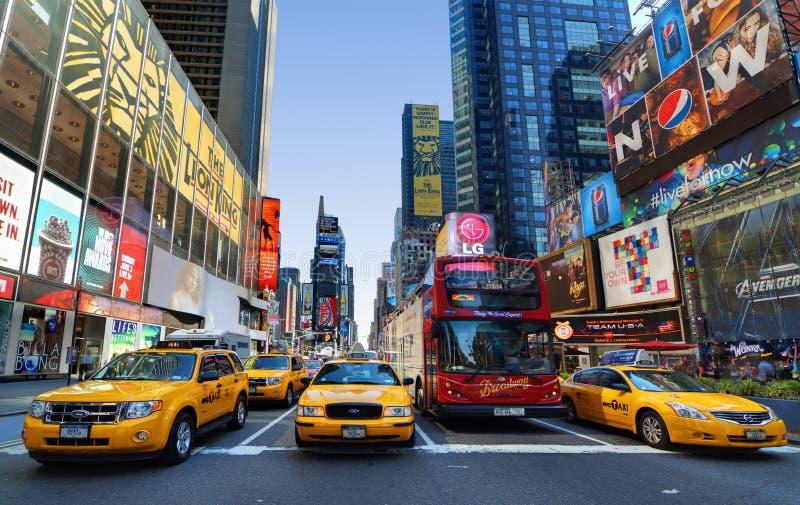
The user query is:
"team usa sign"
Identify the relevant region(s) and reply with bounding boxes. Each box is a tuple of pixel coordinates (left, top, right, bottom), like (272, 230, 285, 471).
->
(600, 0, 795, 184)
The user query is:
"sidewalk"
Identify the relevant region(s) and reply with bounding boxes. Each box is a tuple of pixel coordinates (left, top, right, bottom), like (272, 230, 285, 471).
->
(0, 378, 73, 417)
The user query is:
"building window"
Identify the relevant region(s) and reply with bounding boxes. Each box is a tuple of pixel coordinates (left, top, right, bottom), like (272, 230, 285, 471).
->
(526, 116, 540, 151)
(522, 65, 536, 97)
(577, 118, 609, 154)
(564, 20, 599, 52)
(517, 16, 531, 48)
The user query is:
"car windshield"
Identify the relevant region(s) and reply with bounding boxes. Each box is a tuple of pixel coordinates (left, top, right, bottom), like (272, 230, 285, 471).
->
(624, 370, 714, 392)
(244, 356, 289, 370)
(439, 320, 554, 374)
(93, 353, 197, 381)
(313, 362, 401, 386)
(305, 360, 323, 369)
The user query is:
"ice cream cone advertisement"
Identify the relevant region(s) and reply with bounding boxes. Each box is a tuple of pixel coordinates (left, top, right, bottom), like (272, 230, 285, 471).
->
(26, 180, 82, 284)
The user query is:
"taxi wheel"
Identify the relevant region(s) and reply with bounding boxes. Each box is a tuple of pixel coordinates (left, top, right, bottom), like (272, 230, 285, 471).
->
(284, 384, 294, 407)
(638, 411, 672, 450)
(564, 398, 578, 423)
(227, 394, 247, 430)
(295, 427, 311, 448)
(161, 412, 194, 465)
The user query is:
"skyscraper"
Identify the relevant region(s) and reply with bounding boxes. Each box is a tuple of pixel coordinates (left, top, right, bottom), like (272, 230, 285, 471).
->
(144, 0, 277, 192)
(401, 104, 457, 231)
(448, 0, 631, 256)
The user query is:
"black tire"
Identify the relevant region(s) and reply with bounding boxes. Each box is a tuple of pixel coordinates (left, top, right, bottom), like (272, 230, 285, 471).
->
(295, 427, 311, 448)
(415, 383, 432, 417)
(284, 384, 294, 407)
(161, 412, 194, 465)
(227, 394, 247, 430)
(564, 397, 578, 423)
(400, 427, 416, 448)
(638, 411, 672, 450)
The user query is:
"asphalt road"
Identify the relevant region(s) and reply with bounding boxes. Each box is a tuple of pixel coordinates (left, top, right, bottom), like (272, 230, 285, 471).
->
(1, 404, 798, 505)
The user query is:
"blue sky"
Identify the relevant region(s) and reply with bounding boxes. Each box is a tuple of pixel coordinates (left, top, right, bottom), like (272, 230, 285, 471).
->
(268, 1, 649, 342)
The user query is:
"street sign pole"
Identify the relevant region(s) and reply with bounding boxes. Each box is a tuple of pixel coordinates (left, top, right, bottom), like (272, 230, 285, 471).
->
(67, 276, 82, 386)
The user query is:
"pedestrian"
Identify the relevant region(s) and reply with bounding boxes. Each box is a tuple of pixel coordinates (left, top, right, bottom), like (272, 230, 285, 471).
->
(757, 360, 775, 383)
(776, 361, 793, 380)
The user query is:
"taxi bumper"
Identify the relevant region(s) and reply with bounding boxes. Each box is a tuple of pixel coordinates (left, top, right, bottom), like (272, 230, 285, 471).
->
(295, 415, 415, 444)
(248, 384, 286, 401)
(21, 413, 172, 460)
(662, 416, 788, 448)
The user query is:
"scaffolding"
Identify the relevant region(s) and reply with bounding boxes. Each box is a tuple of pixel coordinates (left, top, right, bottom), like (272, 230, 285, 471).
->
(545, 159, 577, 205)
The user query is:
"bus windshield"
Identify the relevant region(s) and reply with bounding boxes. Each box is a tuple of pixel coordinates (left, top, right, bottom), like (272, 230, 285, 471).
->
(438, 320, 553, 375)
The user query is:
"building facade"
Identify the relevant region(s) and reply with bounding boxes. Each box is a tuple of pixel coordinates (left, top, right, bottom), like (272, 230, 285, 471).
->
(448, 0, 631, 256)
(144, 0, 277, 193)
(0, 0, 266, 377)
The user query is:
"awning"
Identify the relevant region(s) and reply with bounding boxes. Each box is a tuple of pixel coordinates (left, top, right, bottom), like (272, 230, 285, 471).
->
(238, 296, 270, 311)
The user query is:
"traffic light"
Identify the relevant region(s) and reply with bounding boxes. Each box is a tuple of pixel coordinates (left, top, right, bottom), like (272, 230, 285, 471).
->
(325, 333, 331, 341)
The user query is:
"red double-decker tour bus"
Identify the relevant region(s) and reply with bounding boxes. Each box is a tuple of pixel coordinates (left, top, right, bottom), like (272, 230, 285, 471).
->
(384, 255, 566, 419)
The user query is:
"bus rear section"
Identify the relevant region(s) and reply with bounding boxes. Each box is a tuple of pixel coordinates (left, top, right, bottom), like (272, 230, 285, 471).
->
(386, 255, 566, 419)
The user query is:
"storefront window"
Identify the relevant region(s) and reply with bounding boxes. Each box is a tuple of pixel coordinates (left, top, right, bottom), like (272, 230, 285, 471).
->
(91, 126, 128, 201)
(0, 39, 53, 161)
(15, 306, 65, 375)
(45, 86, 95, 187)
(0, 302, 13, 375)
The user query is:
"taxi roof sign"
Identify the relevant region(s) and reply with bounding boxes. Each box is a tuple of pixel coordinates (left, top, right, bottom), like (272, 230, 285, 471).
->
(346, 342, 369, 360)
(600, 349, 657, 367)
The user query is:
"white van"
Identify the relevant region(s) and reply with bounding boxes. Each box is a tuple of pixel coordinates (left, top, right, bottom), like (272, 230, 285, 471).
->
(165, 329, 252, 360)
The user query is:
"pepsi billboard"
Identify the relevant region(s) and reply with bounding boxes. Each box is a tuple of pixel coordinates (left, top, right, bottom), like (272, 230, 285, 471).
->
(601, 0, 796, 192)
(579, 172, 622, 237)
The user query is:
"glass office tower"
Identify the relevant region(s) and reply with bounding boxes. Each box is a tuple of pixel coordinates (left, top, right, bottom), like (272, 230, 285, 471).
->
(449, 0, 631, 256)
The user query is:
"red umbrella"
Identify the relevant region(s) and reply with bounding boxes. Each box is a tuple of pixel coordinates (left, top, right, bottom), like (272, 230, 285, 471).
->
(623, 339, 696, 363)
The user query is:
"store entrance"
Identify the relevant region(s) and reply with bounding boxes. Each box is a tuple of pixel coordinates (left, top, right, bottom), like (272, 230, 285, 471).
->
(73, 315, 105, 380)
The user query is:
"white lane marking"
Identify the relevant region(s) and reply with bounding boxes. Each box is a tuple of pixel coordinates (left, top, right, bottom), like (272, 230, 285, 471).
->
(415, 423, 436, 446)
(190, 443, 670, 455)
(448, 465, 469, 468)
(190, 445, 205, 455)
(239, 407, 295, 446)
(0, 443, 27, 455)
(526, 418, 613, 446)
(662, 489, 680, 494)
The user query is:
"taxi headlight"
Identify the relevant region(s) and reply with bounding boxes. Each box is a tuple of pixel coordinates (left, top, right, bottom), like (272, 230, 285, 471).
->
(29, 400, 46, 419)
(383, 406, 412, 417)
(268, 378, 281, 386)
(298, 405, 324, 417)
(124, 401, 163, 420)
(756, 403, 779, 421)
(665, 402, 707, 420)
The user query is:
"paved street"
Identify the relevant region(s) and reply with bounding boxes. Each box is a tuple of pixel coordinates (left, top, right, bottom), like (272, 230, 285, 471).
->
(1, 398, 798, 505)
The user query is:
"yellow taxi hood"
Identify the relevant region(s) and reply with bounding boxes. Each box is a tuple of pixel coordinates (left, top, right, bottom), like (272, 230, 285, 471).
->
(644, 392, 768, 412)
(34, 380, 180, 402)
(303, 385, 410, 405)
(246, 369, 290, 379)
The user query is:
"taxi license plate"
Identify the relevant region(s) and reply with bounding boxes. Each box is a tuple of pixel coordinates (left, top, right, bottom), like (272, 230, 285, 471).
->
(342, 425, 366, 439)
(249, 386, 257, 394)
(745, 429, 767, 441)
(60, 424, 89, 439)
(494, 408, 525, 416)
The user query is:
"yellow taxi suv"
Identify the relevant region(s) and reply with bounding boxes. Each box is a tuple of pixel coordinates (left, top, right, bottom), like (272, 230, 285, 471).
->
(294, 346, 415, 448)
(560, 350, 787, 450)
(21, 342, 248, 465)
(244, 352, 308, 406)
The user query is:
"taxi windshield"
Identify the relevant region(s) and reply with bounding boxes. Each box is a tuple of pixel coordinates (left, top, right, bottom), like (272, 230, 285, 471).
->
(244, 356, 289, 370)
(624, 370, 714, 392)
(93, 352, 197, 381)
(313, 362, 400, 386)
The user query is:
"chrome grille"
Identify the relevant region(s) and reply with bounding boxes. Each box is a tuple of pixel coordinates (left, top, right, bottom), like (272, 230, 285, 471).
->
(45, 402, 121, 424)
(326, 403, 382, 419)
(249, 378, 268, 386)
(711, 411, 771, 425)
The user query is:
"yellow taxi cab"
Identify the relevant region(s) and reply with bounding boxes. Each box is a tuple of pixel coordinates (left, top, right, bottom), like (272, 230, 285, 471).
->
(244, 351, 308, 406)
(560, 350, 787, 450)
(294, 343, 415, 447)
(21, 342, 249, 464)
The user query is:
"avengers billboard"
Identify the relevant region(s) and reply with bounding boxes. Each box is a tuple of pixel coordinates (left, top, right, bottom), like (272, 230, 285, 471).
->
(600, 0, 795, 190)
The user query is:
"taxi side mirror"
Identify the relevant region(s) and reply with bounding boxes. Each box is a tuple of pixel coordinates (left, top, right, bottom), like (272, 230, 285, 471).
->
(403, 378, 414, 386)
(610, 382, 630, 392)
(200, 370, 220, 382)
(300, 377, 311, 386)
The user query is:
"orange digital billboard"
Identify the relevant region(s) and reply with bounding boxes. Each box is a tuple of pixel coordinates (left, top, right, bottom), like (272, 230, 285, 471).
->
(258, 197, 280, 295)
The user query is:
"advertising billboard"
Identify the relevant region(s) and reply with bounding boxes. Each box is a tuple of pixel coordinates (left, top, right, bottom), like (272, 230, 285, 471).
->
(552, 307, 684, 345)
(27, 179, 83, 284)
(621, 103, 800, 226)
(600, 0, 796, 189)
(598, 215, 678, 309)
(438, 213, 496, 256)
(258, 197, 280, 295)
(339, 284, 349, 317)
(110, 319, 137, 357)
(411, 104, 442, 217)
(538, 239, 599, 314)
(316, 296, 337, 330)
(318, 216, 338, 234)
(301, 283, 313, 316)
(686, 191, 800, 340)
(79, 202, 120, 295)
(579, 172, 623, 237)
(15, 309, 65, 375)
(115, 221, 148, 302)
(0, 153, 34, 271)
(547, 193, 584, 253)
(141, 324, 161, 348)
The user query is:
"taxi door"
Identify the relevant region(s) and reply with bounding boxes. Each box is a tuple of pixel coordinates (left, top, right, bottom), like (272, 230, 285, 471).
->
(197, 354, 224, 424)
(598, 369, 633, 429)
(570, 369, 601, 422)
(291, 356, 308, 392)
(214, 354, 239, 416)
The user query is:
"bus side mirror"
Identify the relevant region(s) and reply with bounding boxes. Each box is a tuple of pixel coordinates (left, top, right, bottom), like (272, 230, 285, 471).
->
(403, 378, 414, 386)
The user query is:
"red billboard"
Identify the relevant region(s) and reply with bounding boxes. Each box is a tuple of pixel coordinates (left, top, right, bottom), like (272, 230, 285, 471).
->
(115, 221, 147, 302)
(316, 297, 337, 330)
(258, 197, 280, 295)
